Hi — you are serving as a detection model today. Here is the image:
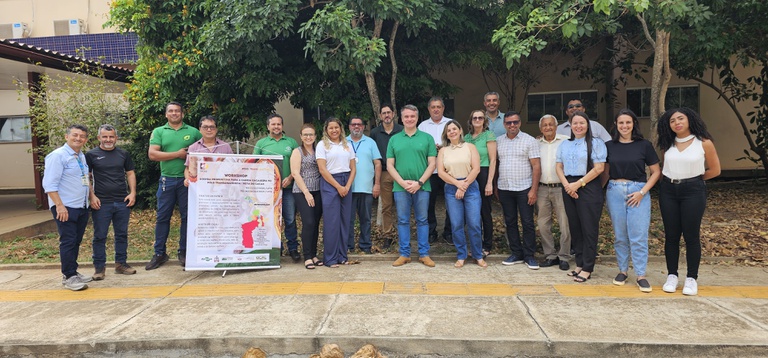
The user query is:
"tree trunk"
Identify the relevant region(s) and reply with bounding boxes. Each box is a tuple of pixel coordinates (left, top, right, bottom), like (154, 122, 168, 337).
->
(649, 30, 671, 146)
(388, 21, 399, 124)
(365, 19, 384, 122)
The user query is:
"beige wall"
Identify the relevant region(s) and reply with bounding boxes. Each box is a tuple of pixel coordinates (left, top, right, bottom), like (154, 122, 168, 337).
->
(0, 90, 33, 189)
(0, 0, 115, 37)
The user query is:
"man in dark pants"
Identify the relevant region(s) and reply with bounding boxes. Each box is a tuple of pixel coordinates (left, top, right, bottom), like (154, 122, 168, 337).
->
(146, 101, 202, 270)
(43, 124, 93, 291)
(87, 124, 137, 279)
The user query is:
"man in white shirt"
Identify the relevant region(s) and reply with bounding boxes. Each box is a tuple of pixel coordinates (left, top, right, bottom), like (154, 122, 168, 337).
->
(536, 115, 571, 271)
(556, 99, 612, 141)
(417, 96, 452, 244)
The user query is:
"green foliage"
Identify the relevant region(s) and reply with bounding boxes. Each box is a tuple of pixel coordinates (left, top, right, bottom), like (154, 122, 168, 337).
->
(15, 60, 129, 161)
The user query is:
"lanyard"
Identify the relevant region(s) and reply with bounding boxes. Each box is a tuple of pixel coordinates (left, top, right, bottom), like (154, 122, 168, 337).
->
(74, 152, 89, 207)
(350, 139, 363, 154)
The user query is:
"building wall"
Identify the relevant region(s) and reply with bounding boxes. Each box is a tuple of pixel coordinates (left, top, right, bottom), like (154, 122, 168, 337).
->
(0, 90, 33, 189)
(0, 0, 115, 37)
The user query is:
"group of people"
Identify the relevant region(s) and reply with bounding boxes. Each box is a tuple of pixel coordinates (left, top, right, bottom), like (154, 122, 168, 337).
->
(44, 97, 720, 295)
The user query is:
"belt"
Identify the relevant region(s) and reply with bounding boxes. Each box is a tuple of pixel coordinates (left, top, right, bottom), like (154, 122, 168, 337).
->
(539, 183, 560, 188)
(663, 175, 703, 184)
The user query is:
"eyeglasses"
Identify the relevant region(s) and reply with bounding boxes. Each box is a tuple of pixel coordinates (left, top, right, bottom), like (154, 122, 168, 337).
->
(301, 133, 316, 137)
(504, 120, 521, 126)
(200, 125, 217, 130)
(567, 104, 583, 109)
(350, 123, 364, 127)
(472, 116, 485, 121)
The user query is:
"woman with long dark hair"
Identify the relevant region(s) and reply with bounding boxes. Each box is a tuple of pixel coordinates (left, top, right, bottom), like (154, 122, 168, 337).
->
(464, 110, 497, 256)
(657, 108, 720, 296)
(602, 109, 660, 292)
(556, 111, 606, 283)
(316, 118, 356, 268)
(290, 123, 323, 269)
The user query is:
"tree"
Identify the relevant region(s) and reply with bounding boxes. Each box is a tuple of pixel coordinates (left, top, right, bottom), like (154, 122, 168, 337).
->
(492, 0, 712, 142)
(672, 0, 768, 178)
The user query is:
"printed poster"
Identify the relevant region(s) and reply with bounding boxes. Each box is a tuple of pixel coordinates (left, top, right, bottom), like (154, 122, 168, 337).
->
(185, 153, 283, 270)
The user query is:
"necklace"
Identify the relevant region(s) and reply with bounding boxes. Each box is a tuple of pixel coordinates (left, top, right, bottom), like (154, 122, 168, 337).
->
(675, 134, 695, 143)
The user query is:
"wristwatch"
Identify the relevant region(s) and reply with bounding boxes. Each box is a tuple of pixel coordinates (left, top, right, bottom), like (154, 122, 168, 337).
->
(417, 180, 424, 187)
(579, 179, 586, 187)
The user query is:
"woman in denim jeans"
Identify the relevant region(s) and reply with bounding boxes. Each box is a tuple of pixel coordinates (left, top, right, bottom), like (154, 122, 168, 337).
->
(437, 120, 486, 268)
(601, 109, 660, 292)
(656, 108, 720, 296)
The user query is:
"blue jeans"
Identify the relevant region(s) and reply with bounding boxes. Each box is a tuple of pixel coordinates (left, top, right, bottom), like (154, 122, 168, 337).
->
(92, 201, 131, 268)
(394, 190, 430, 257)
(282, 187, 299, 252)
(606, 181, 650, 276)
(498, 188, 537, 260)
(348, 193, 373, 251)
(154, 176, 188, 255)
(445, 181, 483, 260)
(51, 206, 89, 278)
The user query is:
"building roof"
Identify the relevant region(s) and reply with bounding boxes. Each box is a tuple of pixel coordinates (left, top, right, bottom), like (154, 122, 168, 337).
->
(0, 38, 133, 82)
(9, 32, 139, 65)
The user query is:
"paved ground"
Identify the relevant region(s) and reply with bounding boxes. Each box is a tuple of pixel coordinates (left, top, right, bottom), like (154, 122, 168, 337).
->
(1, 255, 767, 358)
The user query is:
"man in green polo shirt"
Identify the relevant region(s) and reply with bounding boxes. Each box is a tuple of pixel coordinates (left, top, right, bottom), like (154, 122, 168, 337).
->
(253, 113, 300, 261)
(387, 104, 437, 268)
(146, 101, 202, 270)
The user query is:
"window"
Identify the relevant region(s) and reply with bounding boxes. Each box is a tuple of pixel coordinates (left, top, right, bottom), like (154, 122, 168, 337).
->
(0, 117, 31, 142)
(526, 91, 598, 123)
(627, 86, 699, 117)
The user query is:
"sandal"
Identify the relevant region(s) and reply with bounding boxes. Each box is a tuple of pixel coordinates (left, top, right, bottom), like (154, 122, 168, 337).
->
(328, 263, 340, 268)
(304, 260, 316, 269)
(477, 259, 488, 268)
(312, 258, 324, 267)
(574, 272, 591, 283)
(342, 260, 361, 265)
(567, 270, 582, 277)
(454, 260, 465, 268)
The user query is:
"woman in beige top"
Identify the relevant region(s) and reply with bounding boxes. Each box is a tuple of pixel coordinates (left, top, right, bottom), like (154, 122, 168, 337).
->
(437, 120, 486, 268)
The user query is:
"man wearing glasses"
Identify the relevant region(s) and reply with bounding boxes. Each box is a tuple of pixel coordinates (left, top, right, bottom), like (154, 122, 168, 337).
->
(496, 111, 542, 269)
(184, 115, 233, 187)
(346, 116, 382, 254)
(556, 99, 612, 141)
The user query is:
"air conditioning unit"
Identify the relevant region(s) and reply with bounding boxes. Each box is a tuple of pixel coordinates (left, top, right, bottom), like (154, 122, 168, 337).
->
(53, 19, 86, 36)
(0, 22, 29, 39)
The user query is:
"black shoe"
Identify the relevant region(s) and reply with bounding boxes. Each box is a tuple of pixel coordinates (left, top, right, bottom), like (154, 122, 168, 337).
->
(443, 234, 454, 246)
(540, 257, 560, 267)
(145, 253, 169, 270)
(289, 250, 301, 262)
(362, 249, 372, 254)
(428, 233, 438, 244)
(382, 238, 392, 250)
(559, 260, 570, 271)
(178, 251, 186, 267)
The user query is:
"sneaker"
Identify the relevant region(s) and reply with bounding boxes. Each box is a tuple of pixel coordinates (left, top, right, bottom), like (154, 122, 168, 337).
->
(682, 277, 698, 296)
(419, 256, 436, 267)
(115, 263, 137, 275)
(178, 251, 187, 267)
(145, 253, 169, 270)
(637, 278, 652, 293)
(613, 273, 628, 286)
(662, 274, 679, 293)
(525, 258, 539, 270)
(62, 275, 88, 291)
(502, 255, 524, 266)
(392, 256, 411, 267)
(76, 272, 93, 283)
(92, 267, 106, 281)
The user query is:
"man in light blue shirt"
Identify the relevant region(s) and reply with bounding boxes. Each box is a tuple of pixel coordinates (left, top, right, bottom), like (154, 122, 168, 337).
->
(43, 124, 93, 291)
(484, 91, 507, 137)
(347, 116, 382, 254)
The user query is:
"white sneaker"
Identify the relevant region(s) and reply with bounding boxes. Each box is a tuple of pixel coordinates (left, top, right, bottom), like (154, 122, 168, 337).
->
(662, 274, 678, 293)
(62, 275, 88, 291)
(682, 277, 698, 296)
(76, 272, 93, 283)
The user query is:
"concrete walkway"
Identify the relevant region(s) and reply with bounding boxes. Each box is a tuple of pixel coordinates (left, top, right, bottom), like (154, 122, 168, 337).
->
(0, 194, 54, 241)
(1, 256, 767, 357)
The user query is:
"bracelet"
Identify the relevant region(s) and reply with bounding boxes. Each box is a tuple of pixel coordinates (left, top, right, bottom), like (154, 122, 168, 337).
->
(640, 190, 646, 196)
(579, 179, 586, 187)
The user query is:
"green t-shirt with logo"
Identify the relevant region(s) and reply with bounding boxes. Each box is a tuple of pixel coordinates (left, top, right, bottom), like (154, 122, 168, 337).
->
(149, 123, 202, 177)
(253, 134, 299, 179)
